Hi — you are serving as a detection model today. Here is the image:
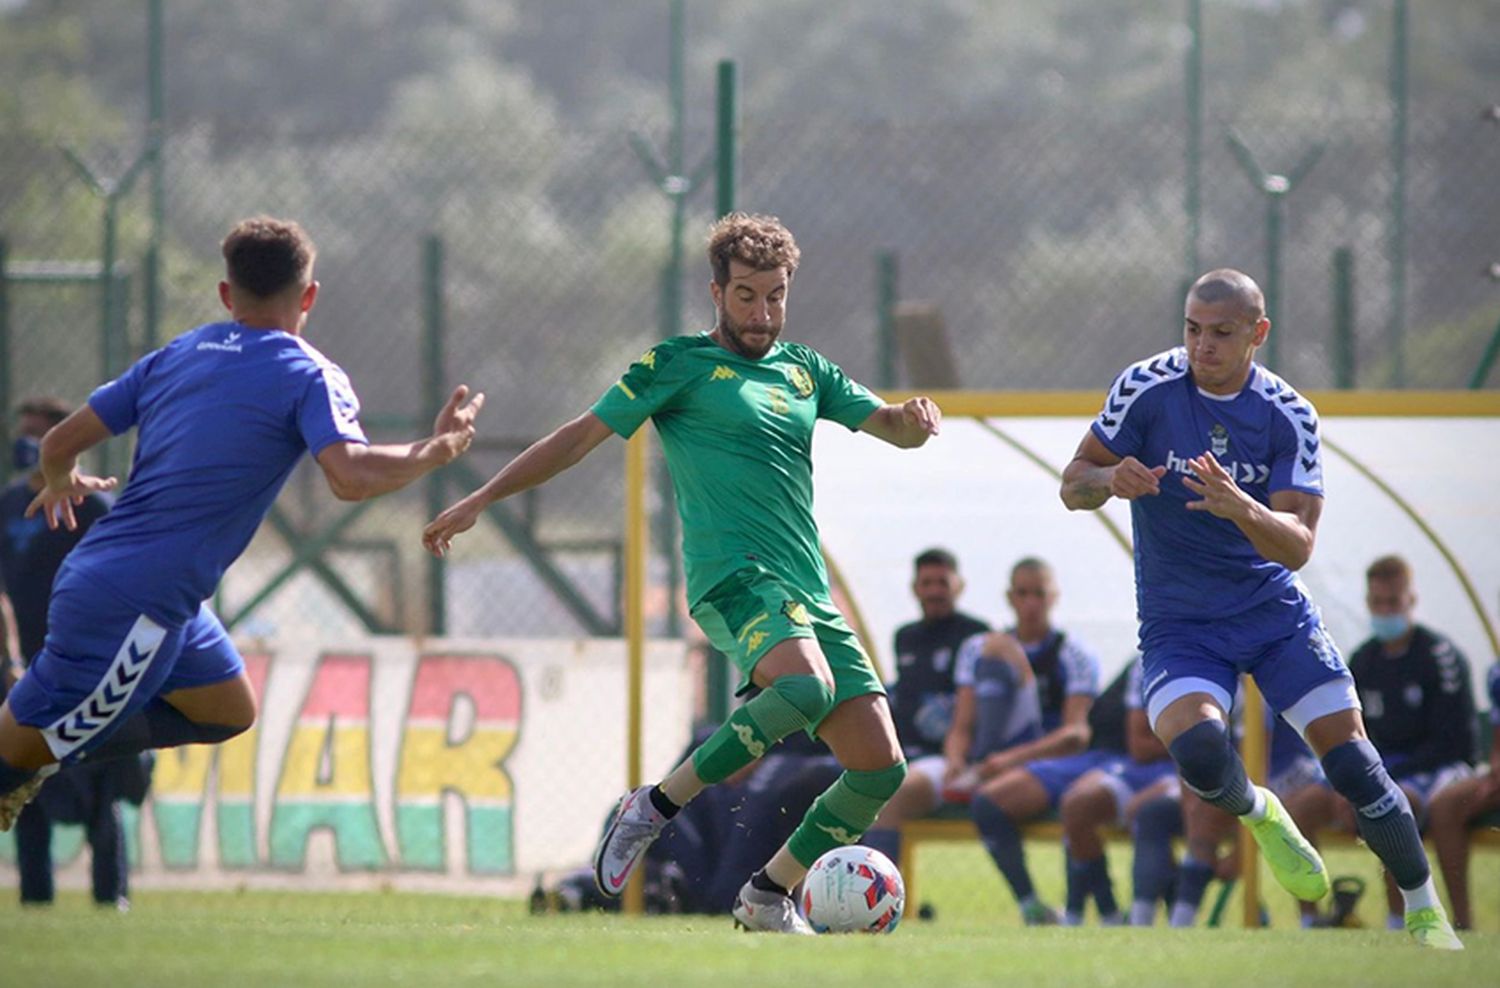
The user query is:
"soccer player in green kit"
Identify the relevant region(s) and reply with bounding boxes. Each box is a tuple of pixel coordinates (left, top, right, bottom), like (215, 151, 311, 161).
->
(423, 213, 940, 933)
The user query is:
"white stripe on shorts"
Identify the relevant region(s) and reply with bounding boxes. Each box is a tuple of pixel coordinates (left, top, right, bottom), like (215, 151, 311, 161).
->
(43, 614, 166, 761)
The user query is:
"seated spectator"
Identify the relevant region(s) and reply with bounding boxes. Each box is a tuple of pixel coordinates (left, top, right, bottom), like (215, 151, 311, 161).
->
(1424, 661, 1499, 931)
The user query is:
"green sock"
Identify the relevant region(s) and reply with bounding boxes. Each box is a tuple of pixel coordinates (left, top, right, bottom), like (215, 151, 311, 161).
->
(691, 675, 832, 783)
(787, 763, 907, 867)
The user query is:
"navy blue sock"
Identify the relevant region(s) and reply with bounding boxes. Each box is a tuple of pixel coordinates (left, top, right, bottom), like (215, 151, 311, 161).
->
(972, 793, 1034, 901)
(1174, 857, 1215, 911)
(1168, 720, 1254, 816)
(1321, 739, 1430, 890)
(1065, 853, 1090, 915)
(1131, 795, 1181, 905)
(0, 754, 37, 797)
(1090, 853, 1119, 917)
(83, 699, 244, 764)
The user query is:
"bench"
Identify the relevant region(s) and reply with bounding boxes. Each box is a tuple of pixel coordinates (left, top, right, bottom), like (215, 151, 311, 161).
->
(897, 811, 1500, 912)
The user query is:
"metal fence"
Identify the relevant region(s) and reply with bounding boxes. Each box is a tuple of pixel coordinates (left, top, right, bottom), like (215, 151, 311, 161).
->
(3, 13, 1499, 641)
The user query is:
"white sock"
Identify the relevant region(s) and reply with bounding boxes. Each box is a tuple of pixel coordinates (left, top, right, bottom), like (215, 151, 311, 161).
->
(1169, 901, 1198, 928)
(1242, 785, 1268, 822)
(1399, 877, 1440, 914)
(1130, 901, 1156, 927)
(1300, 913, 1317, 929)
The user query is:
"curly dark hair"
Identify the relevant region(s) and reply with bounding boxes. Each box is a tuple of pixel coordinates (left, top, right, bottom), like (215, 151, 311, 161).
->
(706, 212, 800, 286)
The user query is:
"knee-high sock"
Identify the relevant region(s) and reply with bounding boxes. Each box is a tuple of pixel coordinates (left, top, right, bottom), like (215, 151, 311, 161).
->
(1170, 856, 1216, 927)
(785, 762, 907, 867)
(1168, 720, 1255, 816)
(691, 675, 834, 784)
(972, 792, 1034, 901)
(1131, 794, 1181, 909)
(1321, 739, 1430, 890)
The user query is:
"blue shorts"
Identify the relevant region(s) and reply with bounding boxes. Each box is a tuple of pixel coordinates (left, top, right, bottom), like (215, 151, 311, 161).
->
(1092, 756, 1178, 822)
(1025, 750, 1118, 807)
(7, 577, 242, 763)
(1141, 591, 1357, 733)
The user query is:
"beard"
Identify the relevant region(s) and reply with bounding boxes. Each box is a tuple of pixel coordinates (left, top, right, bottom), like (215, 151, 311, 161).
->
(716, 309, 781, 360)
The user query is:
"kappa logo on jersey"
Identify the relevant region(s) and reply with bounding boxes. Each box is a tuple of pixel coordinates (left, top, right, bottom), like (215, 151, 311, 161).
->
(733, 722, 766, 759)
(196, 329, 244, 353)
(816, 822, 861, 845)
(639, 349, 656, 370)
(1165, 449, 1270, 486)
(781, 601, 810, 626)
(746, 630, 769, 655)
(786, 365, 815, 399)
(711, 365, 740, 381)
(1210, 423, 1230, 457)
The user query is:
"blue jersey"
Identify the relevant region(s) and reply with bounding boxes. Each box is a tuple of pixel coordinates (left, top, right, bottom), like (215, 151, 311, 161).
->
(1489, 664, 1500, 727)
(60, 322, 368, 626)
(1091, 347, 1323, 622)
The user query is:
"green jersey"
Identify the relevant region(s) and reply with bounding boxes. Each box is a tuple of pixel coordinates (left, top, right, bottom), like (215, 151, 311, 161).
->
(591, 334, 883, 607)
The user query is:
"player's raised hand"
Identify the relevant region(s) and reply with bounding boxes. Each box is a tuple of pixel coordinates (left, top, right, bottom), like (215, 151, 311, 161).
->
(1108, 456, 1168, 500)
(433, 385, 485, 461)
(1182, 451, 1251, 518)
(901, 396, 942, 437)
(25, 471, 118, 531)
(422, 493, 484, 557)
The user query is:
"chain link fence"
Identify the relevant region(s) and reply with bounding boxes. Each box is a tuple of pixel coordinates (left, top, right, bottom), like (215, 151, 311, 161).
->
(3, 18, 1498, 643)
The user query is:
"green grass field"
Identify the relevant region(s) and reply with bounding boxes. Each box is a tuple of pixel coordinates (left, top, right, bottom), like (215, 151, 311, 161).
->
(5, 842, 1497, 987)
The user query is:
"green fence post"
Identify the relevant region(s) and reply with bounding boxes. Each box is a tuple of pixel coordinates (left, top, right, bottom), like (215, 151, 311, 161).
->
(145, 0, 165, 351)
(1388, 0, 1409, 387)
(423, 234, 446, 636)
(1184, 0, 1203, 281)
(1332, 247, 1355, 388)
(1469, 318, 1500, 390)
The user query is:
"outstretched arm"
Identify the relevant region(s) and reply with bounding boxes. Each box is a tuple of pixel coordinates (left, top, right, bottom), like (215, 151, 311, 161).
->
(857, 397, 941, 449)
(422, 411, 616, 556)
(317, 385, 484, 502)
(25, 406, 119, 530)
(1060, 430, 1165, 511)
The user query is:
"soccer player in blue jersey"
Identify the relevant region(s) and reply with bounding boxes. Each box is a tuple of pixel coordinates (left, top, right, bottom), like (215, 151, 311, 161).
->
(1060, 268, 1462, 948)
(0, 217, 484, 829)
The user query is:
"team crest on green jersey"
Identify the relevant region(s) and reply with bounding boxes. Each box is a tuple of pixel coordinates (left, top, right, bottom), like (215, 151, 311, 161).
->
(786, 365, 815, 399)
(781, 600, 811, 626)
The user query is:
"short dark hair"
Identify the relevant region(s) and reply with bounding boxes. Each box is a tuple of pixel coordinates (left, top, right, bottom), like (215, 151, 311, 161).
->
(1190, 268, 1265, 322)
(707, 212, 800, 286)
(1011, 556, 1053, 582)
(222, 216, 316, 299)
(16, 395, 71, 428)
(914, 547, 959, 572)
(1366, 554, 1411, 584)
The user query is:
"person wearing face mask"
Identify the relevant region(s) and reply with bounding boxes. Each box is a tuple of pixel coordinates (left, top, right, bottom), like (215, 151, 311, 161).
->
(0, 396, 128, 909)
(1342, 554, 1477, 931)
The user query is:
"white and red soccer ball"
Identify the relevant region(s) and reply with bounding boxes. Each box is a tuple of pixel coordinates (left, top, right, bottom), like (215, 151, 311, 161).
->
(801, 846, 905, 934)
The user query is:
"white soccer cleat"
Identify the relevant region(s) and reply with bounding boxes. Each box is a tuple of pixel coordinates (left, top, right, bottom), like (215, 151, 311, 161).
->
(732, 881, 815, 935)
(592, 785, 667, 898)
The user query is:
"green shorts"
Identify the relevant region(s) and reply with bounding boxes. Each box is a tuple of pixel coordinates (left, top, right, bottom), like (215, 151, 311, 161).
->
(689, 566, 884, 731)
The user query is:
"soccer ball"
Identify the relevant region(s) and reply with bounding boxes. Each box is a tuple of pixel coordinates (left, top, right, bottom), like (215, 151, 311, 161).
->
(800, 846, 905, 934)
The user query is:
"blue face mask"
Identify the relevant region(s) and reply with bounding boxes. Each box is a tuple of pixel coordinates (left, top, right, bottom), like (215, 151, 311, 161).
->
(1370, 613, 1411, 642)
(11, 435, 39, 473)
